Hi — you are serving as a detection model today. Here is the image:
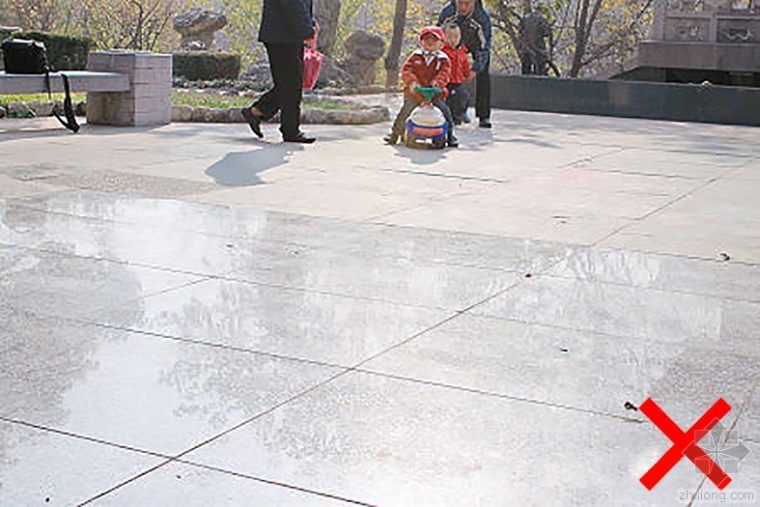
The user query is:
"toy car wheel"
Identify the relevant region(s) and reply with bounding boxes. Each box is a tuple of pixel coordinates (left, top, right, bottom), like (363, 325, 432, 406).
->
(405, 136, 416, 148)
(432, 137, 446, 149)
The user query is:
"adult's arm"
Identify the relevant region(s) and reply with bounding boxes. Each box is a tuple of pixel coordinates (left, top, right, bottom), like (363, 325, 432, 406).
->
(471, 9, 492, 74)
(462, 48, 473, 81)
(437, 2, 455, 26)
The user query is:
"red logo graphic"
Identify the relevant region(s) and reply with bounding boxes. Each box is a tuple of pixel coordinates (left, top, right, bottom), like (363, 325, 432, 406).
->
(639, 397, 732, 490)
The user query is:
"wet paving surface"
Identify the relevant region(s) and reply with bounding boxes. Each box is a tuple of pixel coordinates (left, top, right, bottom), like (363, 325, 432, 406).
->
(1, 106, 759, 505)
(1, 189, 758, 506)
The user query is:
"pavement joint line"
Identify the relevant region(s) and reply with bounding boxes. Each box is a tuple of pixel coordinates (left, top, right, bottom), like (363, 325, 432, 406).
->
(729, 378, 760, 443)
(576, 166, 708, 181)
(688, 381, 759, 507)
(18, 199, 748, 272)
(449, 249, 573, 318)
(351, 369, 645, 424)
(2, 200, 352, 251)
(5, 227, 760, 304)
(591, 144, 758, 162)
(78, 369, 358, 506)
(591, 176, 724, 248)
(517, 271, 760, 305)
(12, 299, 437, 359)
(47, 301, 758, 369)
(342, 263, 558, 374)
(557, 146, 629, 169)
(466, 311, 760, 355)
(0, 263, 213, 317)
(6, 242, 221, 279)
(582, 245, 760, 267)
(7, 265, 455, 316)
(81, 319, 354, 371)
(430, 313, 746, 357)
(0, 416, 171, 460)
(5, 191, 601, 273)
(361, 183, 507, 224)
(132, 276, 214, 300)
(205, 272, 458, 311)
(354, 164, 509, 183)
(170, 460, 377, 507)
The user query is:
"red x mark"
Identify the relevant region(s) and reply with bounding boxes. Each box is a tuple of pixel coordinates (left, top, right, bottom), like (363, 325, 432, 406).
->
(639, 397, 732, 491)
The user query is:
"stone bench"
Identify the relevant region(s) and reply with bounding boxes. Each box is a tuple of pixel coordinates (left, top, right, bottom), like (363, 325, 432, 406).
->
(0, 50, 172, 126)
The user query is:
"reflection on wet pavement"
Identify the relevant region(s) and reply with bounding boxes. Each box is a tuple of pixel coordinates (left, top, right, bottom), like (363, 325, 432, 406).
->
(1, 191, 758, 505)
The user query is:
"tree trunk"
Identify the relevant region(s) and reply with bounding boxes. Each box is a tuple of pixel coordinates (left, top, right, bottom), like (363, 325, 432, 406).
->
(569, 0, 602, 77)
(384, 0, 407, 88)
(314, 0, 340, 56)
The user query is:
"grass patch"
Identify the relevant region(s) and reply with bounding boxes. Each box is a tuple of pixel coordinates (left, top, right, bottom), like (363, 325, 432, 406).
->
(0, 92, 86, 106)
(172, 90, 354, 110)
(0, 90, 357, 111)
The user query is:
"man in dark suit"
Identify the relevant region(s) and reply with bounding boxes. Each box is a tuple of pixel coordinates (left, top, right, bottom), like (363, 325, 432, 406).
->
(519, 10, 552, 76)
(241, 0, 317, 143)
(438, 0, 493, 128)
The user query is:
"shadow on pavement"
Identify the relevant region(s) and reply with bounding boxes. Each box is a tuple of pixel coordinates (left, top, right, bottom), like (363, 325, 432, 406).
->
(205, 144, 304, 186)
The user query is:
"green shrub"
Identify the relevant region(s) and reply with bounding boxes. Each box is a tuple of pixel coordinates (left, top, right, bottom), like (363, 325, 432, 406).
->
(173, 51, 241, 81)
(0, 27, 18, 42)
(6, 31, 92, 71)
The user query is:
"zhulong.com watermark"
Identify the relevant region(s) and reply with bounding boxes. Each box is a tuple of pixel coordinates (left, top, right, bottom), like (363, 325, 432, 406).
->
(676, 488, 757, 504)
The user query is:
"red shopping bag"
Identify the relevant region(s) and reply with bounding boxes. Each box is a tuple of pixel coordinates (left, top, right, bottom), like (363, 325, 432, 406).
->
(303, 47, 323, 90)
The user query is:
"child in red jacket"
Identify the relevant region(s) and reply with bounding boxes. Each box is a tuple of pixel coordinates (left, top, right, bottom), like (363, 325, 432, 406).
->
(442, 22, 473, 125)
(383, 26, 458, 148)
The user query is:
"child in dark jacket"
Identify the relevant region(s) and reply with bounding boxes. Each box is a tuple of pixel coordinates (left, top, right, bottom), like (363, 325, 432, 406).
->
(442, 22, 473, 124)
(383, 26, 458, 148)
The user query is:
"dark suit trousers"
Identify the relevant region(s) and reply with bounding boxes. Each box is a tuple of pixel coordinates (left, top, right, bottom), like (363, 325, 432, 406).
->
(253, 42, 304, 138)
(446, 83, 470, 121)
(475, 62, 491, 121)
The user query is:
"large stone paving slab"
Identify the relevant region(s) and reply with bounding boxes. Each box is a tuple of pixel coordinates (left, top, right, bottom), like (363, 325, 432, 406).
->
(544, 248, 760, 303)
(0, 421, 162, 506)
(471, 274, 760, 354)
(0, 313, 344, 455)
(179, 371, 707, 507)
(90, 278, 452, 367)
(359, 313, 759, 421)
(0, 247, 205, 319)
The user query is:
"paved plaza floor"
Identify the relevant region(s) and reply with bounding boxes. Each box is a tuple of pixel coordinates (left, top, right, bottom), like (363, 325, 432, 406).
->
(0, 101, 758, 506)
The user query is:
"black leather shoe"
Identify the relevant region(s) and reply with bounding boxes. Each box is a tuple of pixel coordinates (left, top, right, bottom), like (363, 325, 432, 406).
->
(241, 107, 263, 138)
(383, 133, 398, 145)
(479, 118, 492, 129)
(283, 132, 316, 144)
(448, 134, 459, 148)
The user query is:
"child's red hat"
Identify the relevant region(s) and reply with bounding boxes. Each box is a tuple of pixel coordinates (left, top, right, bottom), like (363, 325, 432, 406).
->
(419, 26, 445, 42)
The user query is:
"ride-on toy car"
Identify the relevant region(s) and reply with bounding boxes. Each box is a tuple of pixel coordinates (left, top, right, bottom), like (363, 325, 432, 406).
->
(404, 86, 448, 149)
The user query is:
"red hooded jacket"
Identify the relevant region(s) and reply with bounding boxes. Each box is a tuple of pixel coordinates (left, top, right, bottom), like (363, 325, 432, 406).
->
(401, 49, 451, 101)
(442, 43, 471, 84)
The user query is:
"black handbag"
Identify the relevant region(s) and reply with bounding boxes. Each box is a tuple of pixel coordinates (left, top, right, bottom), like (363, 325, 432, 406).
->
(1, 38, 80, 132)
(1, 38, 48, 74)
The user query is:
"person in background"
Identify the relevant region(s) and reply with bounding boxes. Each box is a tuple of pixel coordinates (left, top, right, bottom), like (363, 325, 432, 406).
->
(441, 22, 473, 125)
(519, 9, 552, 75)
(438, 0, 492, 128)
(383, 26, 458, 148)
(240, 0, 317, 143)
